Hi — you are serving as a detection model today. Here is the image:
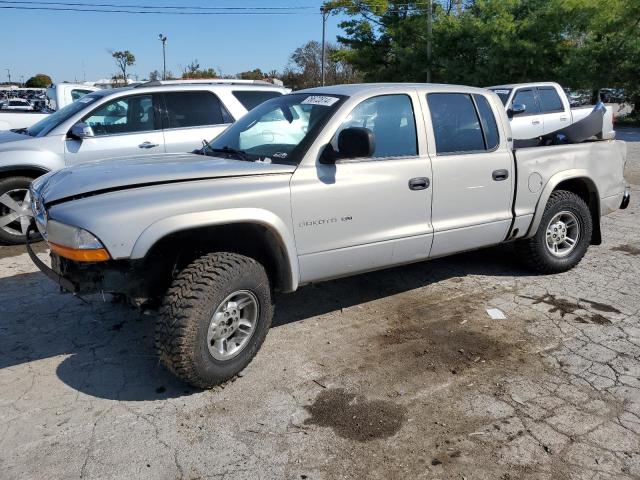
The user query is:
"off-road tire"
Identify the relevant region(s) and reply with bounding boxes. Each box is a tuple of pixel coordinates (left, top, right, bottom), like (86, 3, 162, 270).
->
(0, 176, 35, 245)
(515, 190, 592, 273)
(156, 252, 273, 388)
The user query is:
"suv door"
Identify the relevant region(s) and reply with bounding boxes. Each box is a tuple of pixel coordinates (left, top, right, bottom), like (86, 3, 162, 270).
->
(65, 93, 165, 165)
(510, 88, 543, 138)
(291, 93, 433, 283)
(536, 86, 568, 135)
(161, 91, 234, 153)
(426, 92, 513, 257)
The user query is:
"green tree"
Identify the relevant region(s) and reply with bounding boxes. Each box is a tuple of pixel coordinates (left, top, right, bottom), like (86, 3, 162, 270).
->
(24, 74, 52, 88)
(111, 50, 135, 83)
(239, 68, 266, 80)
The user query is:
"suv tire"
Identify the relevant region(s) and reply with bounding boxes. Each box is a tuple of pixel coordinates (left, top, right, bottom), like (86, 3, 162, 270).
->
(0, 176, 36, 245)
(515, 190, 593, 273)
(156, 252, 273, 388)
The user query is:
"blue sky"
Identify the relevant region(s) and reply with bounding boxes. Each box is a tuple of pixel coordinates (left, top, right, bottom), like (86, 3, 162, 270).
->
(1, 1, 346, 83)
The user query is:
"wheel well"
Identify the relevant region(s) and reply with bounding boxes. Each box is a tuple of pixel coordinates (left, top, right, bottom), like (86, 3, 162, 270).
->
(553, 177, 601, 245)
(142, 223, 293, 297)
(0, 167, 49, 182)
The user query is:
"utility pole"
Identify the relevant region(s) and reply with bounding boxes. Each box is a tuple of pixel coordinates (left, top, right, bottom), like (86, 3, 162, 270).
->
(6, 68, 10, 84)
(320, 6, 329, 87)
(158, 34, 168, 80)
(427, 0, 433, 83)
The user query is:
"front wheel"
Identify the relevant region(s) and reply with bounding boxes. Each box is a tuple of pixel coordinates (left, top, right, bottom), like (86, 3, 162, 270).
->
(155, 252, 273, 388)
(515, 190, 593, 273)
(0, 176, 36, 245)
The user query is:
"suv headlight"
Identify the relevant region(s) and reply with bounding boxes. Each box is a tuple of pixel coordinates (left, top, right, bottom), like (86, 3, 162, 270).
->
(46, 220, 110, 262)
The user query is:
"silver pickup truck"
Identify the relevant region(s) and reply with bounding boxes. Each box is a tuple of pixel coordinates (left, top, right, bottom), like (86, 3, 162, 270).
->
(27, 83, 630, 388)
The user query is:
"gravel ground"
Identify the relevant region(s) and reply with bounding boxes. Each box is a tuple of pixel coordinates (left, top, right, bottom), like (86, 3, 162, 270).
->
(1, 129, 639, 480)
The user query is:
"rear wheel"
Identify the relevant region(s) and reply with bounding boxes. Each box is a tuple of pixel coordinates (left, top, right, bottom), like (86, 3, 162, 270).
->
(515, 190, 592, 273)
(155, 252, 273, 388)
(0, 176, 35, 245)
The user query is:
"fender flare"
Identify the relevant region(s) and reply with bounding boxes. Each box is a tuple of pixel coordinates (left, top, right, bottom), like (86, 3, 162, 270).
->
(526, 169, 599, 237)
(130, 207, 299, 292)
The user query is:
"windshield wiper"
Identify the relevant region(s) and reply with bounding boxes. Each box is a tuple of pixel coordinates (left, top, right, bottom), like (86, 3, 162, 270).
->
(205, 146, 252, 161)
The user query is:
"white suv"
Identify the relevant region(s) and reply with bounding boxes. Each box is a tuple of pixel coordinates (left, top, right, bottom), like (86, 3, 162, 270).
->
(0, 80, 287, 244)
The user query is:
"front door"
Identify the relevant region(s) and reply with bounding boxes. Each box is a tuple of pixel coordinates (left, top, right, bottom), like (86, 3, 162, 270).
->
(425, 92, 513, 257)
(536, 86, 569, 135)
(510, 88, 544, 139)
(291, 93, 433, 283)
(65, 93, 165, 165)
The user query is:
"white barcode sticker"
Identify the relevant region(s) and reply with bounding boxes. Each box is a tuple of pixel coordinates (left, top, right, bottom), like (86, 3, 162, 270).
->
(493, 89, 510, 95)
(301, 95, 340, 107)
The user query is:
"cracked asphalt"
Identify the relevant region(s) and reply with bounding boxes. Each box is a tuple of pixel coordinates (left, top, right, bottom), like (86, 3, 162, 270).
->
(1, 128, 639, 480)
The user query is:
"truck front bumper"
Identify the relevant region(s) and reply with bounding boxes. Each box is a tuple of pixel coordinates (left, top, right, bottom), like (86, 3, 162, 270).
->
(27, 225, 78, 294)
(620, 186, 631, 210)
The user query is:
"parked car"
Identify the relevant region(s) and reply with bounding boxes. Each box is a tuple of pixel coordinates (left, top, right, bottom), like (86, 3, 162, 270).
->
(0, 83, 101, 131)
(487, 82, 615, 140)
(0, 80, 288, 244)
(27, 83, 630, 388)
(1, 98, 34, 111)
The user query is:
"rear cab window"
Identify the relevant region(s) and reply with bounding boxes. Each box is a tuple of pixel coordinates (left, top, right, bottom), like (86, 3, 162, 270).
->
(163, 91, 234, 129)
(232, 90, 283, 111)
(427, 92, 500, 154)
(537, 87, 564, 113)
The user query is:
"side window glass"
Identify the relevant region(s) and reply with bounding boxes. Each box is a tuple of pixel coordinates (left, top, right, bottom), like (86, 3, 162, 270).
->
(474, 94, 500, 150)
(233, 90, 282, 111)
(512, 89, 540, 114)
(537, 88, 563, 113)
(71, 89, 92, 102)
(335, 94, 417, 158)
(164, 91, 232, 128)
(427, 93, 485, 154)
(83, 94, 156, 136)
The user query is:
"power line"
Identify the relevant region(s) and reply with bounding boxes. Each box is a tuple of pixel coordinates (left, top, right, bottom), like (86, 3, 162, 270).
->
(0, 0, 319, 10)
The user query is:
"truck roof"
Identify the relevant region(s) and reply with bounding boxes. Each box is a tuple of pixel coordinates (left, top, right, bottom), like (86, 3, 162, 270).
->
(487, 82, 562, 90)
(298, 82, 494, 97)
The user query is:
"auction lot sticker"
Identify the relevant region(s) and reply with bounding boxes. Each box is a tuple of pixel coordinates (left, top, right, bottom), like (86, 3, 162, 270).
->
(301, 96, 340, 107)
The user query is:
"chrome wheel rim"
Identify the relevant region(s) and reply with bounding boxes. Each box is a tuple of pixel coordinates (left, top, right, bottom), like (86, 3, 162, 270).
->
(545, 211, 580, 257)
(0, 188, 33, 237)
(206, 290, 259, 361)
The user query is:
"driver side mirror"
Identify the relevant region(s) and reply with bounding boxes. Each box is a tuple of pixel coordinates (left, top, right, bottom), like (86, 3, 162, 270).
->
(339, 127, 375, 159)
(507, 103, 526, 118)
(69, 122, 94, 140)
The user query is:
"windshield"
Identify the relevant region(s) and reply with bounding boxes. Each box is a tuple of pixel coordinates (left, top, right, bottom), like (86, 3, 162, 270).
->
(489, 88, 512, 106)
(204, 93, 346, 164)
(26, 93, 103, 137)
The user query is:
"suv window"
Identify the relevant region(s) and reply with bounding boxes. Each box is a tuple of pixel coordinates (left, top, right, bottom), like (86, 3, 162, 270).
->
(474, 94, 500, 150)
(537, 87, 564, 113)
(163, 91, 233, 129)
(336, 94, 417, 158)
(83, 94, 158, 136)
(512, 89, 540, 114)
(427, 93, 485, 154)
(233, 90, 283, 111)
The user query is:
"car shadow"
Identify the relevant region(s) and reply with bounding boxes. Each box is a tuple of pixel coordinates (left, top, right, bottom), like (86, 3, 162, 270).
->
(0, 244, 528, 401)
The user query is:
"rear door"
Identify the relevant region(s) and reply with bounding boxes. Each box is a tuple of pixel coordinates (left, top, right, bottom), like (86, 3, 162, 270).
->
(65, 93, 165, 165)
(510, 88, 543, 138)
(537, 86, 568, 134)
(161, 91, 234, 153)
(426, 92, 513, 257)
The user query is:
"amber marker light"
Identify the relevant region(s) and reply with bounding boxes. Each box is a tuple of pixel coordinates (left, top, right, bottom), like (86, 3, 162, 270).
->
(49, 242, 111, 262)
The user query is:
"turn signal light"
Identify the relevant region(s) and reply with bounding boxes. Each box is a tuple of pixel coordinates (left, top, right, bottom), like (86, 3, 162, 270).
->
(50, 242, 111, 262)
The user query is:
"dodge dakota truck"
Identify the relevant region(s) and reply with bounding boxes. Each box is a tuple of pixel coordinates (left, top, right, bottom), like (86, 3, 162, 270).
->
(487, 82, 615, 141)
(27, 83, 630, 388)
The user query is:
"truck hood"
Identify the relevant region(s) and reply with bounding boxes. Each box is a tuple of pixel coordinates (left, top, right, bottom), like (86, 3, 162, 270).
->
(0, 129, 31, 145)
(39, 153, 296, 204)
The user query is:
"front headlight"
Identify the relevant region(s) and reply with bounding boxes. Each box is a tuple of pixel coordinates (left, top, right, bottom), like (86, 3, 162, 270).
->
(46, 220, 110, 262)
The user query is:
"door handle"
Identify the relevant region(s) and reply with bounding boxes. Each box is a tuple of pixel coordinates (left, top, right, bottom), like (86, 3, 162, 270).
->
(408, 177, 430, 190)
(492, 169, 509, 181)
(138, 141, 159, 149)
(532, 120, 541, 125)
(560, 116, 568, 121)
